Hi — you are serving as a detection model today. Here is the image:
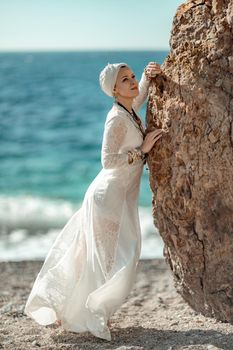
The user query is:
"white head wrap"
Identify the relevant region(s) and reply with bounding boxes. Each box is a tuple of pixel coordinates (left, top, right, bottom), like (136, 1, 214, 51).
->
(99, 62, 128, 97)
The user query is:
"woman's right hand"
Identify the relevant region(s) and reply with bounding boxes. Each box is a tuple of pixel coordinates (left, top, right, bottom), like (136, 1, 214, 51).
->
(140, 129, 163, 154)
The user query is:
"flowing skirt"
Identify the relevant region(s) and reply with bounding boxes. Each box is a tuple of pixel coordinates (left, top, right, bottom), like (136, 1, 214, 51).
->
(24, 166, 143, 341)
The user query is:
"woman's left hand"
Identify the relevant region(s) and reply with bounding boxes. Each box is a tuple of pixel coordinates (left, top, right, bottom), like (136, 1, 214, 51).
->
(144, 61, 162, 80)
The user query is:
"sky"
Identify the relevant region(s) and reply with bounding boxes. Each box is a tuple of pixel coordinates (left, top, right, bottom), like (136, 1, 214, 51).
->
(0, 0, 184, 51)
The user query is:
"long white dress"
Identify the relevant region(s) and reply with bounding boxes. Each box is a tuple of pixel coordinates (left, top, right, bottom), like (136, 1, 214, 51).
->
(24, 72, 150, 341)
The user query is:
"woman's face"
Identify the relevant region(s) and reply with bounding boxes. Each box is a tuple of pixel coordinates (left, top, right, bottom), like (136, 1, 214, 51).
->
(113, 66, 139, 99)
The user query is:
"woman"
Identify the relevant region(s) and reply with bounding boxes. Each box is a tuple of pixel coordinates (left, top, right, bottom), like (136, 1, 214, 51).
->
(24, 61, 163, 341)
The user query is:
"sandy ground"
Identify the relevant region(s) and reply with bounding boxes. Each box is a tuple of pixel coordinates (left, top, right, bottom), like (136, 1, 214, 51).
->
(0, 258, 232, 350)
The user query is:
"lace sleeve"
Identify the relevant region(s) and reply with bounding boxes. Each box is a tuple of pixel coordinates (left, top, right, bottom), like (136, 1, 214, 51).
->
(101, 116, 144, 169)
(132, 71, 150, 113)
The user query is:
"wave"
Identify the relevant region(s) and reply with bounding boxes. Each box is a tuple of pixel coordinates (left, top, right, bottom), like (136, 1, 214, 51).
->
(0, 194, 164, 261)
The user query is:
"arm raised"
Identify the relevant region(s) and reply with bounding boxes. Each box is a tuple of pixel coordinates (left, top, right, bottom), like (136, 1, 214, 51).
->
(132, 71, 150, 113)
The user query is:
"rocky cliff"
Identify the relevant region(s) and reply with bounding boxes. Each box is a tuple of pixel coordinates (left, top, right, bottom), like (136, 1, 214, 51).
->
(146, 0, 233, 322)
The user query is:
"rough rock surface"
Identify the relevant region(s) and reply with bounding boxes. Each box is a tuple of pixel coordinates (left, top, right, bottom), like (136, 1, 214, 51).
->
(146, 0, 233, 322)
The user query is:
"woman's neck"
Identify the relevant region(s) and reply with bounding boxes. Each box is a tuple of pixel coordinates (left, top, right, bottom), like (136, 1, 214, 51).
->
(115, 97, 133, 113)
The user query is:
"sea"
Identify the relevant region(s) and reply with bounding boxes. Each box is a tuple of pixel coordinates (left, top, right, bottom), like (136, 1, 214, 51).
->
(0, 50, 168, 262)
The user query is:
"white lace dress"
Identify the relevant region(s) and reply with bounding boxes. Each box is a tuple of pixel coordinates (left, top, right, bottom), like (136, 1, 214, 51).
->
(24, 72, 150, 341)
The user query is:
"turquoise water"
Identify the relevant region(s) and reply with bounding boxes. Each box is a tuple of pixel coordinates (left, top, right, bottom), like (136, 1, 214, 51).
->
(0, 51, 168, 261)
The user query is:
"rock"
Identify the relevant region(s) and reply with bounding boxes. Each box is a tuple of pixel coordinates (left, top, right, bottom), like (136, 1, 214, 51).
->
(146, 0, 233, 322)
(115, 347, 144, 350)
(0, 303, 13, 314)
(207, 345, 223, 350)
(32, 340, 41, 347)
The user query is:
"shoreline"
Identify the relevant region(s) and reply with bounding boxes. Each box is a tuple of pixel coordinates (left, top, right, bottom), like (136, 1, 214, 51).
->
(0, 259, 232, 349)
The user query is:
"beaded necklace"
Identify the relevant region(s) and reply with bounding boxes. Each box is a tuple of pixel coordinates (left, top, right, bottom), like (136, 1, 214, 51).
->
(116, 101, 145, 138)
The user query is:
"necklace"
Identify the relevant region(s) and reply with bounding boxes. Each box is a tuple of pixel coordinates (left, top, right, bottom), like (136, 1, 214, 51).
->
(116, 101, 145, 138)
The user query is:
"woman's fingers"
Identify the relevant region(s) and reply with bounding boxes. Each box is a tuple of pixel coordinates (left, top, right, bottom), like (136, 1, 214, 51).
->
(147, 62, 161, 69)
(148, 61, 160, 66)
(146, 129, 163, 139)
(146, 62, 162, 75)
(144, 62, 162, 79)
(154, 133, 162, 141)
(148, 64, 160, 69)
(147, 67, 161, 73)
(152, 129, 163, 137)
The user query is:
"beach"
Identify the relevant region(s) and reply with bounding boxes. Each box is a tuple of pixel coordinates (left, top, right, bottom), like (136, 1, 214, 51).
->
(0, 259, 232, 350)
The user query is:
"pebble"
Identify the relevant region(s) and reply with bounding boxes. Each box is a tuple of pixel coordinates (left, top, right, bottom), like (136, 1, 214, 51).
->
(115, 347, 144, 350)
(207, 345, 223, 350)
(133, 301, 143, 306)
(32, 340, 41, 347)
(0, 303, 13, 314)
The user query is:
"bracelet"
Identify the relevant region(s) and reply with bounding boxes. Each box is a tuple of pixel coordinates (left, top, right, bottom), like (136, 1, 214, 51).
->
(140, 149, 147, 161)
(127, 147, 147, 164)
